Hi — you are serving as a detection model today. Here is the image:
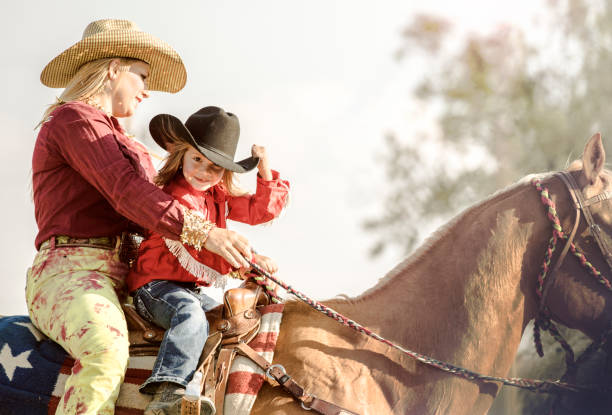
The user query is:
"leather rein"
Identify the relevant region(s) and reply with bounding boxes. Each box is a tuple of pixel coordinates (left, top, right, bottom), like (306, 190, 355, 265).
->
(532, 171, 612, 382)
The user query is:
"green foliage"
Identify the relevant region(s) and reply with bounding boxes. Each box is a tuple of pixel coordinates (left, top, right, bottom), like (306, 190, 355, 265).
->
(367, 0, 612, 256)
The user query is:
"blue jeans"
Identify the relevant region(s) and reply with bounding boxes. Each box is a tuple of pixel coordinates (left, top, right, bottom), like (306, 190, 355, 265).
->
(133, 280, 220, 393)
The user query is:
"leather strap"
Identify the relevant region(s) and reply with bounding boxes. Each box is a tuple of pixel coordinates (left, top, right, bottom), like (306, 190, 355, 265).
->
(214, 347, 236, 411)
(40, 235, 119, 250)
(559, 171, 612, 268)
(198, 332, 222, 400)
(235, 343, 359, 415)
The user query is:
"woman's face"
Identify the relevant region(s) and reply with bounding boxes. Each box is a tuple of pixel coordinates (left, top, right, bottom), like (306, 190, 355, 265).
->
(182, 146, 225, 191)
(108, 60, 150, 117)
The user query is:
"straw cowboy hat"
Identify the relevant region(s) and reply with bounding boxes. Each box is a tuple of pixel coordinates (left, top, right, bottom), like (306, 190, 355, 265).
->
(150, 106, 259, 173)
(40, 19, 187, 93)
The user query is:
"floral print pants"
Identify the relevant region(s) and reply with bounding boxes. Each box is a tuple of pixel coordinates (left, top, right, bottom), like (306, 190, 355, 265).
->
(26, 244, 130, 415)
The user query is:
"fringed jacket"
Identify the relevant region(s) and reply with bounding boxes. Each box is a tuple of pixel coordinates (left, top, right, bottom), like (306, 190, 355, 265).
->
(126, 172, 290, 293)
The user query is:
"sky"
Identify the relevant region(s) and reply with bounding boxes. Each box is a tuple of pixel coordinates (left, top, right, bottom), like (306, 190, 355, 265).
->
(0, 1, 543, 315)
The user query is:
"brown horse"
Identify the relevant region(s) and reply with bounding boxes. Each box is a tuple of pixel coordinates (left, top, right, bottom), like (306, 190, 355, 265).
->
(250, 133, 612, 415)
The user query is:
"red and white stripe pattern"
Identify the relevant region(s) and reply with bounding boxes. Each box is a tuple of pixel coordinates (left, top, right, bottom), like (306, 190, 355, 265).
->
(49, 303, 284, 415)
(224, 303, 284, 413)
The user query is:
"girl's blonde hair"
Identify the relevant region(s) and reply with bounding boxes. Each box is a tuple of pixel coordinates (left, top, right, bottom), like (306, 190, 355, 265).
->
(38, 57, 140, 126)
(154, 128, 246, 197)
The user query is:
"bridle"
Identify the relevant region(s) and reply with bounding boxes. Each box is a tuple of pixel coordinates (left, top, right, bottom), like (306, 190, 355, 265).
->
(532, 171, 612, 382)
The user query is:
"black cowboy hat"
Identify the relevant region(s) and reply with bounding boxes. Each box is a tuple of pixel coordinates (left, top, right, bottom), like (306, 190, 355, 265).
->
(149, 106, 259, 173)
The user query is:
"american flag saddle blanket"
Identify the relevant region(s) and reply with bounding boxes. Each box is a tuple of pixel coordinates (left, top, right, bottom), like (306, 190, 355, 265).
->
(0, 303, 284, 415)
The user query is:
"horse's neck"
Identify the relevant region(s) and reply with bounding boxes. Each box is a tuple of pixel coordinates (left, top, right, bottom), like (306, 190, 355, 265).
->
(345, 182, 547, 374)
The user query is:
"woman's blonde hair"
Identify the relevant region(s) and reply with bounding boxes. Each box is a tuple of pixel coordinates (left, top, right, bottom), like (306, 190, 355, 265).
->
(154, 129, 246, 197)
(38, 57, 140, 126)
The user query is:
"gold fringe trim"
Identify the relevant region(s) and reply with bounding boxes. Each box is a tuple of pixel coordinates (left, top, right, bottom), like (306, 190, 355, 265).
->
(180, 207, 216, 250)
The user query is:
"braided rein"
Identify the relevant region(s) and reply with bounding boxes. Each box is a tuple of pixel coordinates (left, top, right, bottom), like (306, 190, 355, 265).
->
(247, 225, 612, 396)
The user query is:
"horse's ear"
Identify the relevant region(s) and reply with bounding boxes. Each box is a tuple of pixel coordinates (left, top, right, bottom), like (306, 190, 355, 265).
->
(582, 132, 605, 185)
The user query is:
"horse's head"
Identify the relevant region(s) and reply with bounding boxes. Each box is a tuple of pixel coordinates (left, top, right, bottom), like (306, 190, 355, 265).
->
(544, 133, 612, 343)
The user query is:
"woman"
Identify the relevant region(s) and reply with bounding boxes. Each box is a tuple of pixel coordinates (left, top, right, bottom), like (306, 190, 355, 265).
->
(27, 19, 253, 415)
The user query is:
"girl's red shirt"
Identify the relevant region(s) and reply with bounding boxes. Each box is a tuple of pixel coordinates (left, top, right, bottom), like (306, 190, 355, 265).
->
(32, 102, 184, 249)
(126, 172, 290, 293)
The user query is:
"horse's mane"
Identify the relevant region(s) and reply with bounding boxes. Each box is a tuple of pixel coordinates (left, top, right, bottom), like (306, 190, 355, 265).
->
(352, 171, 554, 302)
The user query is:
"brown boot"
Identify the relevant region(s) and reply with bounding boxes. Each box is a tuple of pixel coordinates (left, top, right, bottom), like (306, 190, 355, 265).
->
(144, 382, 184, 415)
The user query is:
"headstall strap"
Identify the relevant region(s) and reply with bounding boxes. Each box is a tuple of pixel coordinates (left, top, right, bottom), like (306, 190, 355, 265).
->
(557, 171, 612, 270)
(538, 172, 582, 310)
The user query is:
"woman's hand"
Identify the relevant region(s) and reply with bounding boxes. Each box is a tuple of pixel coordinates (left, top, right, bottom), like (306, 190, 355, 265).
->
(252, 254, 278, 275)
(252, 144, 272, 180)
(204, 227, 252, 268)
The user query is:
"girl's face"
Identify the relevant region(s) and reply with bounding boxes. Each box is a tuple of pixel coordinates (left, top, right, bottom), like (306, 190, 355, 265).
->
(182, 146, 225, 191)
(108, 60, 150, 117)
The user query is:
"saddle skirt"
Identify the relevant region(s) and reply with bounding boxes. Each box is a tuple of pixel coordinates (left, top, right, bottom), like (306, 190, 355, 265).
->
(0, 303, 284, 415)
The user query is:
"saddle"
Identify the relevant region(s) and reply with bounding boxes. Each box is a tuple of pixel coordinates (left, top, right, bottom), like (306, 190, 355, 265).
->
(122, 279, 270, 412)
(123, 281, 358, 415)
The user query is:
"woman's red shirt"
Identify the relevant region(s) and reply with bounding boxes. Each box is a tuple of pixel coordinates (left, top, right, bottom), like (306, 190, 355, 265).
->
(32, 102, 184, 249)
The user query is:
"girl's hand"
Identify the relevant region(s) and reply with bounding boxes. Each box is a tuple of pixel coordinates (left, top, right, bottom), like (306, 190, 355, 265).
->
(252, 144, 272, 180)
(252, 254, 278, 275)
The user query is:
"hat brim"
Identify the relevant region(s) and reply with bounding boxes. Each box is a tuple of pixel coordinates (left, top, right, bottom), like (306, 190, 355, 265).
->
(40, 31, 187, 93)
(149, 114, 259, 173)
(198, 146, 260, 173)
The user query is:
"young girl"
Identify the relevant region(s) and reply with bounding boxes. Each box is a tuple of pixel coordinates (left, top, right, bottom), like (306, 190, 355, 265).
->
(126, 106, 289, 415)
